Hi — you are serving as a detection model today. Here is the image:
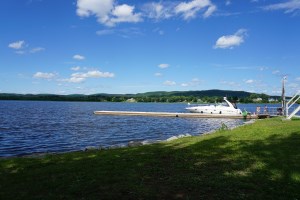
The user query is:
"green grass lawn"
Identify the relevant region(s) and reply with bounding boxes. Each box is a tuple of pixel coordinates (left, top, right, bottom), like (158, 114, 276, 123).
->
(1, 118, 300, 199)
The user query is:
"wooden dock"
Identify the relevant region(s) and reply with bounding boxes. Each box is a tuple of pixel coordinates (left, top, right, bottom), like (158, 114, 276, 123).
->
(94, 111, 260, 119)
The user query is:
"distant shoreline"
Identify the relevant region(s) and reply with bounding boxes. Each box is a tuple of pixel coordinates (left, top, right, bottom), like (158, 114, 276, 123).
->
(0, 89, 283, 104)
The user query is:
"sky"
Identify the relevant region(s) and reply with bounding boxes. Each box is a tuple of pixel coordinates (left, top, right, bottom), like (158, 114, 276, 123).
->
(1, 0, 300, 96)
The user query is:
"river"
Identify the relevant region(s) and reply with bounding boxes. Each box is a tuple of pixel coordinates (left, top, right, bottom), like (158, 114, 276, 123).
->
(0, 100, 271, 157)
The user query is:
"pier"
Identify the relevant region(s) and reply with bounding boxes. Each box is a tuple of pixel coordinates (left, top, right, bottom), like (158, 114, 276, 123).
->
(94, 111, 262, 119)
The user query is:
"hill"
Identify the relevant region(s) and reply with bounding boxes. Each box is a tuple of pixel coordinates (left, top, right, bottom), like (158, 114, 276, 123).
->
(0, 90, 279, 103)
(136, 90, 252, 98)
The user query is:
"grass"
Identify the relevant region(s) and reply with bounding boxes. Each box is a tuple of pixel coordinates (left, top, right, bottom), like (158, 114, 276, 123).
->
(1, 118, 300, 199)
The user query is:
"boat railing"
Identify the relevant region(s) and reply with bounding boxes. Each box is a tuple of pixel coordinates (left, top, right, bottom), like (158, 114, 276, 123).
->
(247, 106, 284, 117)
(286, 91, 300, 119)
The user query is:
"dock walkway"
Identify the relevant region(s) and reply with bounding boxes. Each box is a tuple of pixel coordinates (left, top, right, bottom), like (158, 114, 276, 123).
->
(94, 111, 262, 119)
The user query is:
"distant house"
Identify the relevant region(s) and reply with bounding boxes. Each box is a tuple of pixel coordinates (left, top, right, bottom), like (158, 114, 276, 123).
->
(268, 98, 276, 102)
(253, 98, 262, 102)
(126, 98, 137, 103)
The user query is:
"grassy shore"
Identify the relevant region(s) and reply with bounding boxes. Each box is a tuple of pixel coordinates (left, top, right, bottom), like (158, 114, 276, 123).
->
(1, 118, 300, 199)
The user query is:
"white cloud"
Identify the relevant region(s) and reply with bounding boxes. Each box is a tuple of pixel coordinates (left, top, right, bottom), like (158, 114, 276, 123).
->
(76, 0, 114, 21)
(108, 4, 142, 26)
(8, 41, 25, 49)
(245, 79, 255, 84)
(154, 72, 163, 77)
(73, 54, 85, 60)
(71, 66, 81, 71)
(272, 70, 280, 75)
(30, 47, 45, 53)
(72, 70, 114, 78)
(63, 70, 115, 83)
(76, 0, 217, 26)
(214, 29, 247, 49)
(264, 0, 300, 14)
(67, 76, 86, 83)
(158, 63, 170, 69)
(175, 0, 216, 19)
(76, 0, 142, 27)
(296, 77, 300, 81)
(163, 80, 176, 86)
(143, 2, 174, 20)
(33, 72, 56, 79)
(8, 41, 44, 54)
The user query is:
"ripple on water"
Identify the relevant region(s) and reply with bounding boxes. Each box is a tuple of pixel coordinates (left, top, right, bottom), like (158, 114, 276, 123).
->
(0, 101, 247, 157)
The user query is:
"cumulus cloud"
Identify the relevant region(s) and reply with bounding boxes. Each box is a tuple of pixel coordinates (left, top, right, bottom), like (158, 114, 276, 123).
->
(264, 0, 300, 14)
(143, 2, 174, 20)
(175, 0, 216, 19)
(73, 54, 85, 60)
(214, 29, 247, 49)
(108, 4, 142, 26)
(76, 0, 142, 27)
(76, 0, 114, 20)
(8, 41, 45, 54)
(163, 80, 176, 86)
(63, 70, 115, 83)
(158, 63, 170, 69)
(74, 70, 115, 78)
(33, 72, 56, 79)
(77, 0, 216, 26)
(8, 41, 25, 49)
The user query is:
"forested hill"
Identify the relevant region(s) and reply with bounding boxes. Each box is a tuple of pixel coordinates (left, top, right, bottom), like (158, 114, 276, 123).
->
(0, 90, 279, 103)
(136, 90, 251, 98)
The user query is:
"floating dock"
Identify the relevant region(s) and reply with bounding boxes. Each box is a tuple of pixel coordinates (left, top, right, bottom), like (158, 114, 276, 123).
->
(94, 111, 264, 119)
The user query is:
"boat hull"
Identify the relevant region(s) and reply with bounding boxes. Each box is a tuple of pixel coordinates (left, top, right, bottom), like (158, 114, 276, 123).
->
(186, 105, 242, 116)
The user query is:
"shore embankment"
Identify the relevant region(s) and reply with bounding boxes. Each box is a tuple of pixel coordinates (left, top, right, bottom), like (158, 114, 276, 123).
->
(1, 118, 300, 199)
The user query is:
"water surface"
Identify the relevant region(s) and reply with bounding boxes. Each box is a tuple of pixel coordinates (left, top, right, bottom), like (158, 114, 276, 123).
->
(0, 101, 248, 157)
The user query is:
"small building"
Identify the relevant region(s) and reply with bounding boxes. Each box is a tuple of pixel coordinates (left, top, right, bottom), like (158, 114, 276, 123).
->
(253, 98, 262, 102)
(268, 98, 277, 103)
(126, 98, 137, 103)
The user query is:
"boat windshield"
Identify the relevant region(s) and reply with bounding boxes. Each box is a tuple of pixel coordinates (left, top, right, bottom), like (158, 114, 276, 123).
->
(220, 101, 230, 107)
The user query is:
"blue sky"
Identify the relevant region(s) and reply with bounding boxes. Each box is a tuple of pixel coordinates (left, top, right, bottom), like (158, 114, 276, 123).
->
(1, 0, 300, 95)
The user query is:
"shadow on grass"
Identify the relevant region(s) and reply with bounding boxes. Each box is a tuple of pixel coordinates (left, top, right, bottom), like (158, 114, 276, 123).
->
(1, 133, 300, 199)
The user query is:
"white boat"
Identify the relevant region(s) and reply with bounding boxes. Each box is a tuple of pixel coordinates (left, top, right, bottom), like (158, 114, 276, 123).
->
(186, 97, 242, 116)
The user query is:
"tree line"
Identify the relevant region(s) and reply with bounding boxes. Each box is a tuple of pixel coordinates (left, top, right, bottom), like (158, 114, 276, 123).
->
(0, 92, 285, 103)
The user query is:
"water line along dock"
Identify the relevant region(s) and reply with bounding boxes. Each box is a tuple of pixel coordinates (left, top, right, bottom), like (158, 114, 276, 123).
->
(94, 111, 263, 119)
